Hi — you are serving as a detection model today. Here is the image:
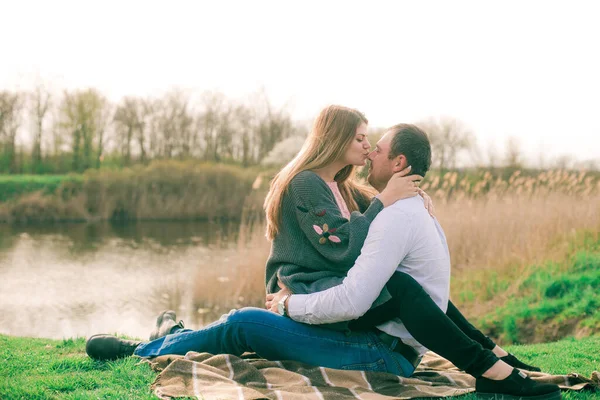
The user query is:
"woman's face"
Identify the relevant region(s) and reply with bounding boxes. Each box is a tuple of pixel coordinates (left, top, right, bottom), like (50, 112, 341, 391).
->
(342, 122, 371, 166)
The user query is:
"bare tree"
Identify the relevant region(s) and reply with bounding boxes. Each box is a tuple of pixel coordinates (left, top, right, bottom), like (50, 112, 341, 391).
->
(252, 91, 294, 162)
(504, 136, 524, 169)
(144, 98, 162, 159)
(553, 154, 574, 170)
(483, 141, 500, 169)
(114, 97, 145, 165)
(417, 116, 475, 172)
(231, 104, 255, 166)
(30, 85, 51, 171)
(0, 91, 24, 173)
(59, 89, 110, 172)
(152, 91, 194, 159)
(198, 91, 227, 162)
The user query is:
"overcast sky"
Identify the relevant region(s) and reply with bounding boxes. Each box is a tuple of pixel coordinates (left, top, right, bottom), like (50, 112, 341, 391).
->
(2, 0, 599, 165)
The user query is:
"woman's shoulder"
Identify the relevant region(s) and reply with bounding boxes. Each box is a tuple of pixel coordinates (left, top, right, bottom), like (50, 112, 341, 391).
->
(289, 170, 328, 191)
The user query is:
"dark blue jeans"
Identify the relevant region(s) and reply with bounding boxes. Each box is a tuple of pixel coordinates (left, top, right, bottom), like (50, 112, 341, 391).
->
(134, 307, 416, 377)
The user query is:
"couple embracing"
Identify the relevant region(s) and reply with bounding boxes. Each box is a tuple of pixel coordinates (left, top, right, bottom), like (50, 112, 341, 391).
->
(87, 105, 561, 400)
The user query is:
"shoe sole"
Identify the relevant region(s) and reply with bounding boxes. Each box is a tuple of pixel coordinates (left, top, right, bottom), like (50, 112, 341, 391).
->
(477, 389, 561, 400)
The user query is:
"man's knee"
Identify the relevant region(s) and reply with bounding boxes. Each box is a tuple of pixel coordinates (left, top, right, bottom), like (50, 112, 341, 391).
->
(388, 272, 426, 297)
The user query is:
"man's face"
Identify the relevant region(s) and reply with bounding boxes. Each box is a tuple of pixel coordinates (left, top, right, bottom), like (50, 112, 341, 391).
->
(367, 130, 399, 191)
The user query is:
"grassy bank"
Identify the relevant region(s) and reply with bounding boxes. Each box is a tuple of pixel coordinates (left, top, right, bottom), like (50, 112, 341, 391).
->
(0, 334, 598, 399)
(477, 231, 600, 344)
(0, 161, 266, 223)
(0, 175, 83, 203)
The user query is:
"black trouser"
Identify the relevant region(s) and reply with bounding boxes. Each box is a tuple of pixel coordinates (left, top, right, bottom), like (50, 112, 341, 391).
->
(348, 271, 498, 377)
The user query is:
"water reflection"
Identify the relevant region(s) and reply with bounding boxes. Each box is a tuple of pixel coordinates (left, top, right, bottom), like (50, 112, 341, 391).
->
(0, 220, 239, 250)
(0, 221, 255, 340)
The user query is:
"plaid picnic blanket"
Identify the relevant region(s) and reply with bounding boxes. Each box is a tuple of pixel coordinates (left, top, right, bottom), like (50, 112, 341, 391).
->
(145, 351, 599, 400)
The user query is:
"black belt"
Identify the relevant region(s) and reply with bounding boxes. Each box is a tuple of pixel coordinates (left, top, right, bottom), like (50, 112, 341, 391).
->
(377, 332, 421, 369)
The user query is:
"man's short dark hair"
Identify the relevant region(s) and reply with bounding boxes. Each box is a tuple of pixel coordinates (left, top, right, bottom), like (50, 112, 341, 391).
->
(388, 124, 432, 177)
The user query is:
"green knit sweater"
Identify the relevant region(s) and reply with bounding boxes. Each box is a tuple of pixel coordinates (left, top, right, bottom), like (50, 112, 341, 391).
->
(265, 170, 391, 309)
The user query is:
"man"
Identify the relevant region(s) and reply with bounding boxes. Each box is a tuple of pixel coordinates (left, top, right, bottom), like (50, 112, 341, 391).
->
(87, 124, 560, 400)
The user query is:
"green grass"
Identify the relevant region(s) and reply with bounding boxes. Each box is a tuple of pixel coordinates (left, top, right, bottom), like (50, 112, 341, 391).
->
(458, 336, 600, 400)
(0, 175, 83, 202)
(479, 232, 600, 344)
(1, 334, 598, 399)
(0, 336, 156, 399)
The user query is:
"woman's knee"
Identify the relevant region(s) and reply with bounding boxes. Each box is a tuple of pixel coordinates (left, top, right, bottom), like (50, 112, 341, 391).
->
(387, 271, 426, 297)
(221, 307, 276, 325)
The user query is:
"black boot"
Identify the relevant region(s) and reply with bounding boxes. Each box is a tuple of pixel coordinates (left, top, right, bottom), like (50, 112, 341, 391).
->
(476, 369, 561, 400)
(501, 353, 542, 372)
(86, 334, 142, 361)
(149, 310, 185, 341)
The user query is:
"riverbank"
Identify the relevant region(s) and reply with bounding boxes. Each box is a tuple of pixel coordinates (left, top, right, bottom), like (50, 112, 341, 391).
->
(0, 161, 267, 223)
(1, 334, 598, 399)
(1, 166, 597, 224)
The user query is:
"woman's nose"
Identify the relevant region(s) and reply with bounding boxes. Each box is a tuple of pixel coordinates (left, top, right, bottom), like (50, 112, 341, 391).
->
(363, 139, 371, 149)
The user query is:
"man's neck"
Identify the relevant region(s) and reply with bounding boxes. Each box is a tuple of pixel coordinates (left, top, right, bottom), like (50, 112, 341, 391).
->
(373, 181, 386, 193)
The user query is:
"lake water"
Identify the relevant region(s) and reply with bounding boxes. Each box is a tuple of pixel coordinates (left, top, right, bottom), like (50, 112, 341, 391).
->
(0, 221, 256, 340)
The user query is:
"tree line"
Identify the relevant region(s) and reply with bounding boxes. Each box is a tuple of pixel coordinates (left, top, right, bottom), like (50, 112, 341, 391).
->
(1, 86, 596, 175)
(0, 87, 304, 174)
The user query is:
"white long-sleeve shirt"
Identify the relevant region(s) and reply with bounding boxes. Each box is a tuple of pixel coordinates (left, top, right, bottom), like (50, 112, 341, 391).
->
(287, 196, 451, 354)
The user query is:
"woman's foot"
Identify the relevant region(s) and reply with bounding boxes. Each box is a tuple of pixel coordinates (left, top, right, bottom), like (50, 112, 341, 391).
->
(500, 353, 542, 372)
(86, 334, 142, 360)
(492, 346, 542, 372)
(481, 360, 513, 380)
(149, 310, 185, 341)
(476, 368, 560, 400)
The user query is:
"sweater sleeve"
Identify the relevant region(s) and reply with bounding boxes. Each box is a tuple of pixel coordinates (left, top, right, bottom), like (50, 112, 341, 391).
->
(287, 171, 384, 271)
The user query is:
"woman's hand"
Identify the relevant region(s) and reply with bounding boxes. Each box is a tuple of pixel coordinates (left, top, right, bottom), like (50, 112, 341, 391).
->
(378, 166, 423, 207)
(265, 282, 292, 313)
(417, 188, 435, 217)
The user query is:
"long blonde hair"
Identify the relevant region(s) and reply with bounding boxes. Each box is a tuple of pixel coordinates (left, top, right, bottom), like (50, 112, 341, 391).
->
(264, 105, 375, 240)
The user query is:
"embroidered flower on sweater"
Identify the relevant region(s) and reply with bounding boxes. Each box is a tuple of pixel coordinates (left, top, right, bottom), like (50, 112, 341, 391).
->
(313, 223, 341, 244)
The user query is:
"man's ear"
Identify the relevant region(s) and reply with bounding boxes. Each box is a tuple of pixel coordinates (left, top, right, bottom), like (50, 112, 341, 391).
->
(392, 155, 407, 173)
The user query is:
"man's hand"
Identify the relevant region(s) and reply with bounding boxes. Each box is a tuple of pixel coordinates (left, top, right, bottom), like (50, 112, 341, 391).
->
(265, 281, 292, 313)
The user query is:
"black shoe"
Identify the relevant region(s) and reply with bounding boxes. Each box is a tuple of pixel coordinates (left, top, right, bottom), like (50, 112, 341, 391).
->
(86, 334, 142, 361)
(501, 353, 542, 372)
(476, 369, 561, 400)
(149, 310, 185, 341)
